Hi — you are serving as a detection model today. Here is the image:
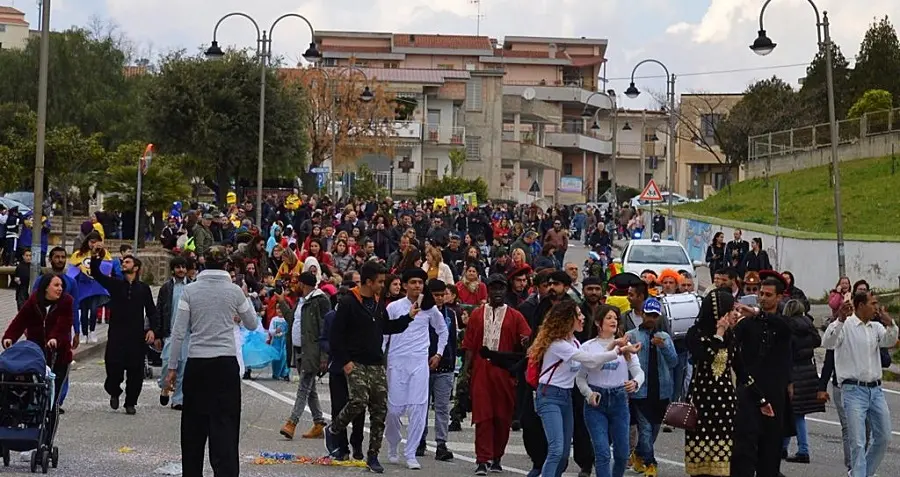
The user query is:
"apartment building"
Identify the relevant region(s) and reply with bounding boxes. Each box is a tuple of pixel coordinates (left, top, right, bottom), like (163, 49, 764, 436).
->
(314, 30, 613, 202)
(593, 109, 670, 194)
(0, 6, 29, 50)
(675, 93, 744, 198)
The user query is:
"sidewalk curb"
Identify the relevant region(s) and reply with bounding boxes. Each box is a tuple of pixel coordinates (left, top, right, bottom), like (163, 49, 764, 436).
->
(72, 329, 108, 362)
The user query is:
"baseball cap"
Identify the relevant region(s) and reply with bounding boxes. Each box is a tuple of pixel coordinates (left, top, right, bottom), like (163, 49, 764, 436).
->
(643, 297, 662, 315)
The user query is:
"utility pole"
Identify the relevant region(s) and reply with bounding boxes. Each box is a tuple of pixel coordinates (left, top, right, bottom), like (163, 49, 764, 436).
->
(29, 0, 50, 286)
(639, 109, 646, 188)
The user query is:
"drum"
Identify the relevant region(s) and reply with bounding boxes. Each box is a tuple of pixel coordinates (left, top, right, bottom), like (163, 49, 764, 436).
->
(661, 292, 701, 339)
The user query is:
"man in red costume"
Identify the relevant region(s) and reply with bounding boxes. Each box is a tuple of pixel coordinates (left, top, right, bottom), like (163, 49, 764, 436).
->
(462, 273, 531, 475)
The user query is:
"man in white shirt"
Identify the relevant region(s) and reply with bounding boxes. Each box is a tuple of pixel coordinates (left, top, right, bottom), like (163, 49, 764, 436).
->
(384, 268, 449, 469)
(822, 290, 898, 477)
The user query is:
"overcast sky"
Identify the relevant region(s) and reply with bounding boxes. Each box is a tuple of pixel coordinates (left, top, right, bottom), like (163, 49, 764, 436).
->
(16, 0, 900, 107)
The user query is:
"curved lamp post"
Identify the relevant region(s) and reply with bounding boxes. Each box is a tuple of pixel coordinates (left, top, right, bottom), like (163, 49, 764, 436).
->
(622, 59, 677, 229)
(581, 91, 620, 206)
(751, 0, 845, 277)
(204, 12, 321, 225)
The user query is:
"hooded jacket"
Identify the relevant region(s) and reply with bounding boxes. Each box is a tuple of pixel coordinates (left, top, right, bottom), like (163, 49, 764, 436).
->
(279, 288, 331, 373)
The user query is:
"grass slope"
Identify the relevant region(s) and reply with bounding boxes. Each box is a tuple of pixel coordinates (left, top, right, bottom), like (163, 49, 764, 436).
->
(679, 155, 900, 238)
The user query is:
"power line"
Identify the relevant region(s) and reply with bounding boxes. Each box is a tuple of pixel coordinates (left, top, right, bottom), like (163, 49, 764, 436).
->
(605, 62, 808, 81)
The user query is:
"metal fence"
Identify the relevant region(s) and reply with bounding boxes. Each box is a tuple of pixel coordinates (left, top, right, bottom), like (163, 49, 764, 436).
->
(748, 106, 900, 161)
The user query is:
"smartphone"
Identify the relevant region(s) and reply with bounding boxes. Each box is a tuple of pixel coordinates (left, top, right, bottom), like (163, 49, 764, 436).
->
(739, 294, 758, 307)
(235, 274, 245, 287)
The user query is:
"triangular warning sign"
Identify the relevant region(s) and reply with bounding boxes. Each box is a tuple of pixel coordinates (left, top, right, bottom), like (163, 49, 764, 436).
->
(639, 179, 663, 202)
(529, 180, 541, 193)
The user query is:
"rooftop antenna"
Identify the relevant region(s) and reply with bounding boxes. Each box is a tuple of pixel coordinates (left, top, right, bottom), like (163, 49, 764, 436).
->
(470, 0, 485, 36)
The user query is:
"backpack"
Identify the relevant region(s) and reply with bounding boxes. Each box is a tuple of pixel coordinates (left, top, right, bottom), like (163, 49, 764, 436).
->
(526, 357, 562, 390)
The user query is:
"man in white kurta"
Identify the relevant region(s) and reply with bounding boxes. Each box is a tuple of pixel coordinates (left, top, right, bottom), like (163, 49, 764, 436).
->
(384, 269, 448, 469)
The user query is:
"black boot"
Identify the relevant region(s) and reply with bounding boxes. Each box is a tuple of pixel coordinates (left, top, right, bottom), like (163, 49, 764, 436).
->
(449, 420, 462, 432)
(435, 443, 454, 461)
(416, 441, 426, 457)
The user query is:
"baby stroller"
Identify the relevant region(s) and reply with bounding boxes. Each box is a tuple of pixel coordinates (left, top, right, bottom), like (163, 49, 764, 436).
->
(0, 341, 60, 473)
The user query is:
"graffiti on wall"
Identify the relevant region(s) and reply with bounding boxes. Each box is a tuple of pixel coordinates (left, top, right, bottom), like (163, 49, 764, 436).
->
(684, 220, 713, 262)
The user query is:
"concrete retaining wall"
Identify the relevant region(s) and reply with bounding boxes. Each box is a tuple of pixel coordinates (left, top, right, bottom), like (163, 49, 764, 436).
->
(746, 131, 900, 179)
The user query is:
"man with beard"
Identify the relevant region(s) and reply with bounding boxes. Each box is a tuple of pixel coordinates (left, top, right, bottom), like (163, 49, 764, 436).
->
(730, 276, 794, 477)
(384, 269, 449, 470)
(463, 274, 531, 475)
(504, 265, 531, 309)
(156, 256, 194, 410)
(90, 244, 158, 415)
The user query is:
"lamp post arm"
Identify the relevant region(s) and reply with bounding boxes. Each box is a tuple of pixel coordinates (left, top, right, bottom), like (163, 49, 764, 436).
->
(629, 59, 670, 85)
(269, 13, 316, 39)
(758, 0, 823, 44)
(211, 12, 262, 44)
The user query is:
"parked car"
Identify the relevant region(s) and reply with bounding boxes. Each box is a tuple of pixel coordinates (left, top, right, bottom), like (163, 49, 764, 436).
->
(629, 192, 698, 208)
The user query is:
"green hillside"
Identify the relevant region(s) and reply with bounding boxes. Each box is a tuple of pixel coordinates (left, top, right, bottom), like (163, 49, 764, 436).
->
(678, 155, 900, 239)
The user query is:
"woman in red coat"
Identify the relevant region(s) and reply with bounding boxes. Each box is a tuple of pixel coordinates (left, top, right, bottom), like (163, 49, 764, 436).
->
(3, 274, 74, 403)
(456, 263, 488, 306)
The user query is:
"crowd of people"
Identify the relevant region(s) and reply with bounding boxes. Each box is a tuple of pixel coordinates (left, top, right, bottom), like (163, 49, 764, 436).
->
(0, 191, 896, 477)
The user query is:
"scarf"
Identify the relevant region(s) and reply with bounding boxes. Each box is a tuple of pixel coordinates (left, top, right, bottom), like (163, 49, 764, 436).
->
(463, 277, 480, 293)
(482, 304, 507, 351)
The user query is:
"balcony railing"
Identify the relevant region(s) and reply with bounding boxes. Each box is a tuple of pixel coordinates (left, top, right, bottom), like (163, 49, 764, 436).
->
(546, 121, 613, 141)
(375, 171, 423, 191)
(425, 124, 466, 145)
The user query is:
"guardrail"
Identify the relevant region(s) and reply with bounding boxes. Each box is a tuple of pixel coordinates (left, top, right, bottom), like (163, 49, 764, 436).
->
(748, 106, 900, 161)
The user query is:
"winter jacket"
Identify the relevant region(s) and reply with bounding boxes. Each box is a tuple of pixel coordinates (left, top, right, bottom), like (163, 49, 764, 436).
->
(280, 289, 331, 374)
(543, 228, 569, 252)
(785, 314, 826, 415)
(429, 305, 458, 373)
(4, 293, 74, 366)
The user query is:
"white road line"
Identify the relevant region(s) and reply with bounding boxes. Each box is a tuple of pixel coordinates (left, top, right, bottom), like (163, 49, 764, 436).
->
(244, 379, 533, 475)
(882, 387, 900, 396)
(806, 416, 900, 437)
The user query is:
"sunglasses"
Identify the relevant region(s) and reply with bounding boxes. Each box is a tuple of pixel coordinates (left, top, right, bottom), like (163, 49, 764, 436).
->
(745, 286, 759, 293)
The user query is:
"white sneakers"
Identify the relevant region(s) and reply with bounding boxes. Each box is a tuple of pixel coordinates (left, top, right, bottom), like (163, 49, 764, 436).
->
(87, 332, 97, 344)
(406, 459, 421, 470)
(388, 453, 399, 464)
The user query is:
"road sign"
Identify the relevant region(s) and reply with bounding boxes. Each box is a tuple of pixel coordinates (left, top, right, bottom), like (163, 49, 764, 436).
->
(310, 167, 329, 174)
(639, 179, 663, 202)
(316, 173, 326, 188)
(529, 180, 541, 194)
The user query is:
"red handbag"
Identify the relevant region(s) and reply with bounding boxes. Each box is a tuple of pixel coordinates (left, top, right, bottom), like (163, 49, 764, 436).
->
(526, 358, 562, 389)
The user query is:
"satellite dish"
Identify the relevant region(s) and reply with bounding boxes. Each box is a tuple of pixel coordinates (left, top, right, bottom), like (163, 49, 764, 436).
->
(522, 87, 536, 101)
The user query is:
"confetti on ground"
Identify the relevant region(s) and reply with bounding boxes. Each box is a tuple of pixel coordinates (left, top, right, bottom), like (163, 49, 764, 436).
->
(118, 446, 134, 454)
(252, 452, 366, 468)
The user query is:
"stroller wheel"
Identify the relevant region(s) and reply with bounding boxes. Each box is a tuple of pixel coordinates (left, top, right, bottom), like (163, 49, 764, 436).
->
(29, 450, 37, 473)
(40, 449, 49, 474)
(51, 447, 58, 468)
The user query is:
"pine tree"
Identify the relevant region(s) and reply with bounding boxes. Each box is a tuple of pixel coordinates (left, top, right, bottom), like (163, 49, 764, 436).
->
(850, 16, 900, 105)
(797, 42, 851, 123)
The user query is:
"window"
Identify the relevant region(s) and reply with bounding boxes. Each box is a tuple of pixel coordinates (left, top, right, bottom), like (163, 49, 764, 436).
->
(384, 61, 399, 69)
(354, 60, 369, 67)
(0, 24, 6, 33)
(321, 58, 337, 67)
(437, 64, 454, 70)
(465, 79, 483, 111)
(700, 113, 723, 145)
(563, 163, 573, 176)
(465, 136, 481, 160)
(600, 171, 609, 181)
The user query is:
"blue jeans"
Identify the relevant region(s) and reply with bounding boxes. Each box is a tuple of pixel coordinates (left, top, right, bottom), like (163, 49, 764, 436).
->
(672, 348, 690, 402)
(158, 337, 188, 405)
(535, 384, 573, 477)
(632, 401, 661, 465)
(583, 386, 630, 477)
(842, 384, 892, 477)
(782, 414, 809, 455)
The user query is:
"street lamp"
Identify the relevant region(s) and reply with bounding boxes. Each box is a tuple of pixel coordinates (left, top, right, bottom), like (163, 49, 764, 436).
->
(581, 91, 616, 205)
(751, 0, 845, 277)
(622, 59, 677, 229)
(204, 12, 321, 225)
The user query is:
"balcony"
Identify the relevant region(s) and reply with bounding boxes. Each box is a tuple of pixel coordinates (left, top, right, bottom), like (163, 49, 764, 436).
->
(544, 121, 613, 155)
(617, 141, 667, 158)
(502, 95, 560, 123)
(501, 140, 562, 170)
(425, 124, 466, 145)
(391, 121, 422, 140)
(503, 84, 612, 109)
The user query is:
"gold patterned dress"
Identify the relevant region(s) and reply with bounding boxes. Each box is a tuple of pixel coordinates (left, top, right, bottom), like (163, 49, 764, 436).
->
(683, 328, 736, 476)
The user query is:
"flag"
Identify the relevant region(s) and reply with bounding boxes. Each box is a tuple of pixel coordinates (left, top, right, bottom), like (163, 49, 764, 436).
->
(66, 250, 113, 302)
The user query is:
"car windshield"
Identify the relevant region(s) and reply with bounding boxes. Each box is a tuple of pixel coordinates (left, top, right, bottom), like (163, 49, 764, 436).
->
(627, 244, 690, 265)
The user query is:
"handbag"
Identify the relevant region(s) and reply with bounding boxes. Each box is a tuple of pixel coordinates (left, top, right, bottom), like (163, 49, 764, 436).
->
(663, 401, 698, 431)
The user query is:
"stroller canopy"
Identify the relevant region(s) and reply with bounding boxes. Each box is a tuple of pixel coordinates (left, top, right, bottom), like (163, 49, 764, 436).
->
(0, 341, 47, 375)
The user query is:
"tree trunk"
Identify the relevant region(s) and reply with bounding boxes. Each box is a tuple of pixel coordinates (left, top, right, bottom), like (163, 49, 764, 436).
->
(61, 187, 69, 252)
(215, 165, 230, 209)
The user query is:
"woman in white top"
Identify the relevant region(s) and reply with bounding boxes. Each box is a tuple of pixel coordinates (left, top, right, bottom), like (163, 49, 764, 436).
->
(576, 305, 644, 477)
(421, 244, 455, 285)
(527, 300, 640, 477)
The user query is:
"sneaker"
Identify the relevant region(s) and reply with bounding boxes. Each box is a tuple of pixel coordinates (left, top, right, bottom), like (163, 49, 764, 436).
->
(171, 404, 183, 411)
(416, 441, 426, 457)
(89, 331, 97, 343)
(435, 443, 454, 461)
(511, 420, 521, 431)
(125, 406, 136, 415)
(643, 463, 658, 477)
(302, 422, 325, 439)
(333, 451, 350, 462)
(490, 460, 503, 473)
(407, 459, 422, 470)
(388, 450, 399, 464)
(785, 453, 810, 464)
(366, 455, 384, 474)
(352, 446, 365, 461)
(449, 420, 462, 432)
(82, 334, 90, 345)
(323, 424, 339, 456)
(109, 395, 120, 410)
(526, 469, 541, 477)
(630, 451, 647, 473)
(280, 420, 296, 439)
(475, 463, 488, 476)
(578, 470, 592, 477)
